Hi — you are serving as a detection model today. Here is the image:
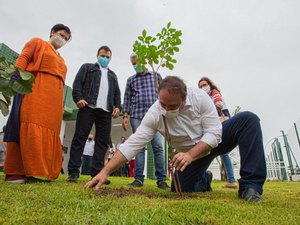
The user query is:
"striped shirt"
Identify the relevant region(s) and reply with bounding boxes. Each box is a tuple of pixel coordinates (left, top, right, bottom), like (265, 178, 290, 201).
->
(123, 72, 162, 119)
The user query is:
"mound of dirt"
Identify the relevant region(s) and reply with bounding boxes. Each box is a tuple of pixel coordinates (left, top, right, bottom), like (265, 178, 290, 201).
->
(93, 187, 194, 199)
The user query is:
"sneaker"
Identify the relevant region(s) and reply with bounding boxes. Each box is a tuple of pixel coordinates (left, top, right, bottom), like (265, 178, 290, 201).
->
(157, 181, 171, 190)
(207, 171, 213, 192)
(67, 174, 79, 183)
(104, 179, 111, 185)
(128, 179, 143, 187)
(239, 188, 262, 204)
(223, 182, 238, 189)
(5, 175, 26, 184)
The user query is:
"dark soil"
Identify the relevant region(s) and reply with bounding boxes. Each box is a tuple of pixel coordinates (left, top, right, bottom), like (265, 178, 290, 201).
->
(93, 187, 195, 199)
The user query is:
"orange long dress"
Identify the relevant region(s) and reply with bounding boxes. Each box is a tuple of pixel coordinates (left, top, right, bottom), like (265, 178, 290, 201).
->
(4, 38, 67, 180)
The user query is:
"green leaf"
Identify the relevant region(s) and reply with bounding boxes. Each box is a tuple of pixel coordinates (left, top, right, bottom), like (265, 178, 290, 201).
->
(145, 36, 152, 44)
(12, 79, 34, 95)
(169, 28, 176, 33)
(167, 22, 171, 29)
(173, 47, 179, 52)
(142, 29, 147, 37)
(2, 81, 17, 97)
(138, 36, 144, 41)
(166, 62, 174, 70)
(0, 57, 5, 62)
(174, 31, 182, 38)
(19, 70, 34, 81)
(176, 39, 182, 45)
(166, 55, 172, 61)
(0, 70, 9, 78)
(0, 99, 9, 116)
(0, 78, 10, 92)
(4, 95, 11, 106)
(5, 67, 14, 74)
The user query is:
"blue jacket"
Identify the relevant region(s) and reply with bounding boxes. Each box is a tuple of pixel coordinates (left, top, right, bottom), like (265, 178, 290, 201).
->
(72, 63, 121, 112)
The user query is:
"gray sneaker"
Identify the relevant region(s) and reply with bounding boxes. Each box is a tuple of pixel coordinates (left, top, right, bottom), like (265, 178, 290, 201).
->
(157, 181, 171, 190)
(128, 179, 143, 187)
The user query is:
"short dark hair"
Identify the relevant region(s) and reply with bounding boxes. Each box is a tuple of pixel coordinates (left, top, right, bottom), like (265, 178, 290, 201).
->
(50, 24, 71, 40)
(158, 76, 187, 101)
(97, 46, 112, 56)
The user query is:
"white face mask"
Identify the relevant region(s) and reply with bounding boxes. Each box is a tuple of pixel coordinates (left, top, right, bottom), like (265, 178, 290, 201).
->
(202, 85, 211, 94)
(53, 35, 66, 48)
(160, 104, 181, 118)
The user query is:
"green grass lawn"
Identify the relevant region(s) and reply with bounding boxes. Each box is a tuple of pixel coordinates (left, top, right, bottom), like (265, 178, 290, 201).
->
(0, 173, 299, 225)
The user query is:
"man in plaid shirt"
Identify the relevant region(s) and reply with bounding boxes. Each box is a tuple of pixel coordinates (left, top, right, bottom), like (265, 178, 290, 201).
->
(122, 53, 170, 190)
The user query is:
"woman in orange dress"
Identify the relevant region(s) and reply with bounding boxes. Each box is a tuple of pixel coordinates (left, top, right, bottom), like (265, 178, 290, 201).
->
(4, 24, 71, 183)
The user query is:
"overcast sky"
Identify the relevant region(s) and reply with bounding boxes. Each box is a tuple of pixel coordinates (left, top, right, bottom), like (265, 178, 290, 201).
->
(1, 0, 300, 158)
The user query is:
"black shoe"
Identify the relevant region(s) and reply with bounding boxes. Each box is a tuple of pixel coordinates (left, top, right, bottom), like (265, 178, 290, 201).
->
(104, 179, 111, 185)
(239, 188, 262, 204)
(157, 181, 171, 190)
(207, 170, 213, 192)
(67, 174, 78, 183)
(128, 179, 143, 187)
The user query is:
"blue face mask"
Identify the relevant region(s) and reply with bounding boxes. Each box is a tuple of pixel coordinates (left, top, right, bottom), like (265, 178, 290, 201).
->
(98, 56, 110, 68)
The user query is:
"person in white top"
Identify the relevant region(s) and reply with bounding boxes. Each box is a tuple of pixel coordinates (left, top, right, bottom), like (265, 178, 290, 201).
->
(85, 76, 266, 203)
(81, 134, 95, 175)
(67, 46, 121, 183)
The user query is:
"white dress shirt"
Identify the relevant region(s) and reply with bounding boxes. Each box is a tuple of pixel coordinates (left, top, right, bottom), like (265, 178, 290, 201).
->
(95, 66, 109, 112)
(119, 87, 222, 160)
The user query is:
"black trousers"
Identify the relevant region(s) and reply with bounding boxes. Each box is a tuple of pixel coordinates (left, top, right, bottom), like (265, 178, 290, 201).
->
(68, 107, 112, 177)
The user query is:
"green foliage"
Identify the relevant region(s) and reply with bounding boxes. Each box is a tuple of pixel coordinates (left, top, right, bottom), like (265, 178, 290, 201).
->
(0, 56, 35, 116)
(0, 174, 300, 225)
(133, 22, 182, 87)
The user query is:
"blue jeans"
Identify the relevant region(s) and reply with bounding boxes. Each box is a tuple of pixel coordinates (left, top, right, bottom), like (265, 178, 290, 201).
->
(130, 118, 166, 182)
(81, 155, 93, 175)
(220, 153, 236, 183)
(171, 111, 266, 194)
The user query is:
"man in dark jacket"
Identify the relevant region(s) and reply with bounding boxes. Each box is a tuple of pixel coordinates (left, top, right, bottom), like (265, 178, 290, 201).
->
(67, 46, 121, 183)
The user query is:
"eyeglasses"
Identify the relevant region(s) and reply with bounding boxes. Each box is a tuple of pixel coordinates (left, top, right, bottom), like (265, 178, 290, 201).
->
(100, 55, 110, 59)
